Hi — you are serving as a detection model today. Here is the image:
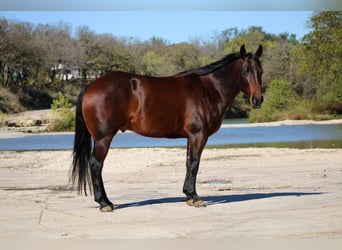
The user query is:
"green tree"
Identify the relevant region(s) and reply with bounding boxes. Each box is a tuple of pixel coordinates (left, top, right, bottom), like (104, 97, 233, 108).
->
(301, 12, 342, 109)
(224, 26, 274, 54)
(142, 50, 177, 76)
(169, 42, 200, 72)
(262, 33, 298, 86)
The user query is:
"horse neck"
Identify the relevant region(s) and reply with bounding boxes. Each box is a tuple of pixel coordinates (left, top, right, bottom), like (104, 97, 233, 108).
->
(207, 61, 242, 109)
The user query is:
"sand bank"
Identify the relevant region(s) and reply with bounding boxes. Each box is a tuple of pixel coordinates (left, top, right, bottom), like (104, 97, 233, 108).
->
(0, 147, 341, 239)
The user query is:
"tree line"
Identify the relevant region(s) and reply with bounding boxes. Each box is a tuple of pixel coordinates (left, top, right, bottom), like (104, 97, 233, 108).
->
(0, 12, 341, 120)
(0, 19, 222, 86)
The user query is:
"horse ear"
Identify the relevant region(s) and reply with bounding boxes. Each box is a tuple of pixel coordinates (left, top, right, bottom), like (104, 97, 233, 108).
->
(255, 44, 263, 58)
(240, 44, 246, 58)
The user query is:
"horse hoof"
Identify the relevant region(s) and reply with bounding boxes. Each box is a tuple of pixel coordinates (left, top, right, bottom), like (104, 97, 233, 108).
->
(100, 205, 114, 212)
(186, 199, 207, 207)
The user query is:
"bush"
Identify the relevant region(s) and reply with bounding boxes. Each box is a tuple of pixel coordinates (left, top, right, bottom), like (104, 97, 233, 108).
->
(248, 79, 338, 122)
(51, 109, 75, 131)
(51, 92, 73, 110)
(249, 79, 299, 122)
(50, 92, 75, 131)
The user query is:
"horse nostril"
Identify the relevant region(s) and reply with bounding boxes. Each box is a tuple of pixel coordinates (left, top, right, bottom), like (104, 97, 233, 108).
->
(252, 96, 263, 107)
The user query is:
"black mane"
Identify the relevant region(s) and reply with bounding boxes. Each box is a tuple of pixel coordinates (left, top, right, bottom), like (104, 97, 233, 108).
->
(176, 52, 261, 77)
(176, 52, 240, 77)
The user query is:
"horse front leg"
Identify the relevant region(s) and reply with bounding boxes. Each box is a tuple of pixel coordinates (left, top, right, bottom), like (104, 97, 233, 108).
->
(183, 132, 208, 207)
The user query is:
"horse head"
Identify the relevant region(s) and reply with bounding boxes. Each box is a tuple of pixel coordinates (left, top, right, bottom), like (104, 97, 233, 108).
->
(239, 44, 264, 109)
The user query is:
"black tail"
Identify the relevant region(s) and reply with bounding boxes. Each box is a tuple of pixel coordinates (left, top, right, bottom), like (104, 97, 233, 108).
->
(70, 87, 92, 195)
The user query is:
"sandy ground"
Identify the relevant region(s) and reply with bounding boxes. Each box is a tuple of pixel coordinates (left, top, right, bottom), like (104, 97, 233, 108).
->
(0, 146, 342, 239)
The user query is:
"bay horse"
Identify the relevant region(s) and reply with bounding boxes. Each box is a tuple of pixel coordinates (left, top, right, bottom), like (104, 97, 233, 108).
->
(71, 44, 263, 212)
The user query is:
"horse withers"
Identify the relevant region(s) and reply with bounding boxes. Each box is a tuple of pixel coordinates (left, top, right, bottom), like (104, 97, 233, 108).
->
(71, 44, 263, 212)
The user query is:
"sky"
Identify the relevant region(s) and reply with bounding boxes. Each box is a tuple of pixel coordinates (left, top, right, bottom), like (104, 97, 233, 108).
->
(0, 11, 313, 43)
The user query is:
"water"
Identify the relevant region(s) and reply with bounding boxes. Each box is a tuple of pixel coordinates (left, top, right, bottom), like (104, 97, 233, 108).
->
(0, 121, 341, 151)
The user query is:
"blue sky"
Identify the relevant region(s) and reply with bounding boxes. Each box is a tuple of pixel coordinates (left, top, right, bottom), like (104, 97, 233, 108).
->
(0, 11, 313, 43)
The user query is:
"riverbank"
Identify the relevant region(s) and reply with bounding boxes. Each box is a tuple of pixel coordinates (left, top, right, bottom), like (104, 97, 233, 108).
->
(1, 109, 60, 134)
(221, 118, 342, 128)
(0, 147, 342, 238)
(1, 118, 342, 139)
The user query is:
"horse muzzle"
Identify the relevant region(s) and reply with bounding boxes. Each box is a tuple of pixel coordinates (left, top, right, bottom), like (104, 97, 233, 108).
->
(251, 95, 264, 109)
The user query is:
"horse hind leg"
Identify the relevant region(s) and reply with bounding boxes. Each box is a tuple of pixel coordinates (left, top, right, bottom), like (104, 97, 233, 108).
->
(90, 133, 116, 212)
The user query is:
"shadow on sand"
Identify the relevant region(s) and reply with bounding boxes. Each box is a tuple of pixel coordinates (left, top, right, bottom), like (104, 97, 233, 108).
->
(115, 192, 322, 210)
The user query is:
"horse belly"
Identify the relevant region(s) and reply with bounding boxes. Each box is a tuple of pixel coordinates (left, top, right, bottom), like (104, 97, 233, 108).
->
(126, 100, 186, 138)
(130, 113, 186, 138)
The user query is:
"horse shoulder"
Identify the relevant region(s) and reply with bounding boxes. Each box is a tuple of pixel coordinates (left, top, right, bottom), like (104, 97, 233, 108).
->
(182, 76, 226, 135)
